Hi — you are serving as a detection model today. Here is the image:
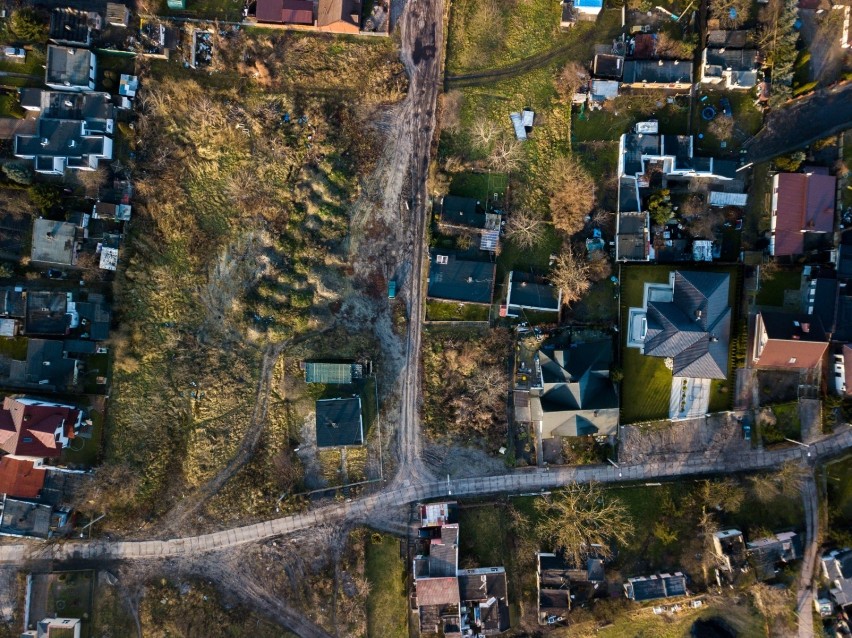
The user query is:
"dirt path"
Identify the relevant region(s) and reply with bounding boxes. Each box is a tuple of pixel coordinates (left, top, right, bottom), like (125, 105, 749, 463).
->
(157, 342, 283, 536)
(444, 41, 580, 89)
(5, 426, 852, 567)
(797, 471, 818, 638)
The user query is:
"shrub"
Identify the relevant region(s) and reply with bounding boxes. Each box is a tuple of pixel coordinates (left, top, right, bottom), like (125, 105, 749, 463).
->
(2, 162, 32, 185)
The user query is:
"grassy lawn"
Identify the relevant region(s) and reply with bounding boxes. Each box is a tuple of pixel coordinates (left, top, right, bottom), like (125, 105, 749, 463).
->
(95, 51, 136, 93)
(759, 402, 801, 445)
(0, 46, 45, 77)
(755, 267, 802, 307)
(744, 162, 771, 248)
(62, 408, 104, 468)
(694, 90, 764, 157)
(496, 225, 561, 283)
(577, 598, 766, 638)
(365, 532, 407, 638)
(724, 484, 804, 539)
(708, 378, 733, 413)
(827, 455, 852, 544)
(425, 300, 490, 322)
(448, 171, 508, 201)
(576, 140, 618, 210)
(446, 0, 569, 74)
(158, 0, 243, 21)
(0, 92, 24, 118)
(619, 264, 742, 423)
(45, 571, 95, 637)
(457, 504, 511, 568)
(83, 352, 110, 395)
(0, 336, 28, 360)
(573, 96, 690, 143)
(619, 265, 675, 423)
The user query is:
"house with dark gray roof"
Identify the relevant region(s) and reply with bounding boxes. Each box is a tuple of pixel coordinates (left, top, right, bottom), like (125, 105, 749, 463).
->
(49, 8, 98, 46)
(439, 195, 484, 229)
(621, 60, 692, 89)
(504, 271, 561, 316)
(624, 573, 688, 601)
(25, 291, 70, 336)
(45, 45, 96, 92)
(8, 339, 78, 393)
(747, 531, 801, 581)
(0, 498, 69, 539)
(315, 397, 363, 447)
(517, 340, 619, 440)
(802, 276, 838, 336)
(627, 270, 732, 379)
(537, 552, 604, 623)
(427, 252, 495, 305)
(458, 567, 510, 635)
(822, 549, 852, 610)
(19, 90, 115, 135)
(701, 31, 760, 89)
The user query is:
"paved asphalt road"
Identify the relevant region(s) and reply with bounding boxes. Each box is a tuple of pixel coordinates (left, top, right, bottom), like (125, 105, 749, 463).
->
(2, 426, 849, 565)
(743, 81, 852, 165)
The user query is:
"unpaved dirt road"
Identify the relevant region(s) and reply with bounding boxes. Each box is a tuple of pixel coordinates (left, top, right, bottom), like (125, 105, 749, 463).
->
(4, 427, 852, 567)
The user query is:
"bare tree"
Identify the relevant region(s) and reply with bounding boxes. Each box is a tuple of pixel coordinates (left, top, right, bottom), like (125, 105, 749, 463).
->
(488, 136, 522, 172)
(587, 250, 613, 282)
(751, 582, 795, 636)
(748, 461, 808, 502)
(535, 482, 633, 566)
(708, 116, 735, 141)
(472, 116, 499, 152)
(505, 210, 546, 249)
(549, 245, 591, 307)
(554, 61, 588, 103)
(548, 156, 596, 237)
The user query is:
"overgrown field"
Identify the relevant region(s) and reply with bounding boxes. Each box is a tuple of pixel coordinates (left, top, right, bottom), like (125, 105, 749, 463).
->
(421, 328, 510, 449)
(445, 0, 569, 74)
(100, 33, 406, 530)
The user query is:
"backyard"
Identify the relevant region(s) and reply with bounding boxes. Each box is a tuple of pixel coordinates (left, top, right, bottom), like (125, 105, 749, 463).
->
(755, 266, 802, 307)
(826, 455, 852, 546)
(619, 264, 742, 424)
(365, 532, 407, 638)
(425, 300, 490, 322)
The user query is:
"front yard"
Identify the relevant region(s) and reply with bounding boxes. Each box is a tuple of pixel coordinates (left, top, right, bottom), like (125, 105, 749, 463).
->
(619, 264, 742, 424)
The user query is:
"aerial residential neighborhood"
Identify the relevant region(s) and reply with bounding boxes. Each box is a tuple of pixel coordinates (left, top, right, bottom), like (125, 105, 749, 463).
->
(0, 0, 847, 635)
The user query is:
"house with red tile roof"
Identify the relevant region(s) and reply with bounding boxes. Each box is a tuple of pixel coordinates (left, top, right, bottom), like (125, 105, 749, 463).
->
(770, 171, 836, 256)
(0, 456, 46, 498)
(752, 311, 830, 370)
(0, 397, 84, 459)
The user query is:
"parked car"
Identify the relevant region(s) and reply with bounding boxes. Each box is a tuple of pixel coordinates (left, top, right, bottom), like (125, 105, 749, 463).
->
(3, 47, 25, 59)
(44, 269, 65, 280)
(720, 97, 732, 117)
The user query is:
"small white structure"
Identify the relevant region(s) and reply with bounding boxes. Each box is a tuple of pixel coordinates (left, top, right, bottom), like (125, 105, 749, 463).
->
(99, 246, 119, 271)
(119, 74, 138, 98)
(510, 112, 526, 141)
(692, 240, 713, 262)
(709, 191, 748, 207)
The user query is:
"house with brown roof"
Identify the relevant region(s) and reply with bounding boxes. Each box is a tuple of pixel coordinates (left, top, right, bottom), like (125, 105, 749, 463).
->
(752, 311, 829, 369)
(770, 171, 836, 256)
(255, 0, 315, 24)
(317, 0, 361, 33)
(0, 456, 46, 499)
(0, 397, 84, 460)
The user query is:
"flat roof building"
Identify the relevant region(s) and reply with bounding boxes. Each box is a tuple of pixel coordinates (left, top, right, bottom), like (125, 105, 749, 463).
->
(45, 45, 96, 92)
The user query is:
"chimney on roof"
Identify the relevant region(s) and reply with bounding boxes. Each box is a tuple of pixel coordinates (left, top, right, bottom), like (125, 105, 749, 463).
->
(801, 323, 810, 333)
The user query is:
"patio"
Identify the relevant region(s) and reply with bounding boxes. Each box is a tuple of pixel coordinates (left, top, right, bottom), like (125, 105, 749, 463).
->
(669, 377, 710, 420)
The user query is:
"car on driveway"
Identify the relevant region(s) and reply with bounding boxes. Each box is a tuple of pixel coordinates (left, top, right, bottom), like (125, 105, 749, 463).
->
(3, 47, 25, 59)
(720, 97, 732, 117)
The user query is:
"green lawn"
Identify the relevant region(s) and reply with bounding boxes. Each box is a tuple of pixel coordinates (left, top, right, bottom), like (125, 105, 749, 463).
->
(755, 267, 802, 307)
(449, 172, 508, 202)
(0, 46, 45, 77)
(619, 266, 675, 423)
(446, 0, 569, 74)
(95, 51, 136, 93)
(457, 505, 510, 568)
(425, 300, 490, 322)
(724, 483, 804, 538)
(61, 408, 103, 468)
(496, 225, 561, 284)
(158, 0, 244, 21)
(0, 336, 28, 360)
(619, 264, 742, 423)
(0, 91, 24, 118)
(573, 97, 690, 143)
(827, 455, 852, 545)
(365, 532, 407, 638)
(759, 402, 801, 445)
(694, 90, 764, 157)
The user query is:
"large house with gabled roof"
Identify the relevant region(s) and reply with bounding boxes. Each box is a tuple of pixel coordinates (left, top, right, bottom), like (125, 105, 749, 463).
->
(627, 270, 732, 379)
